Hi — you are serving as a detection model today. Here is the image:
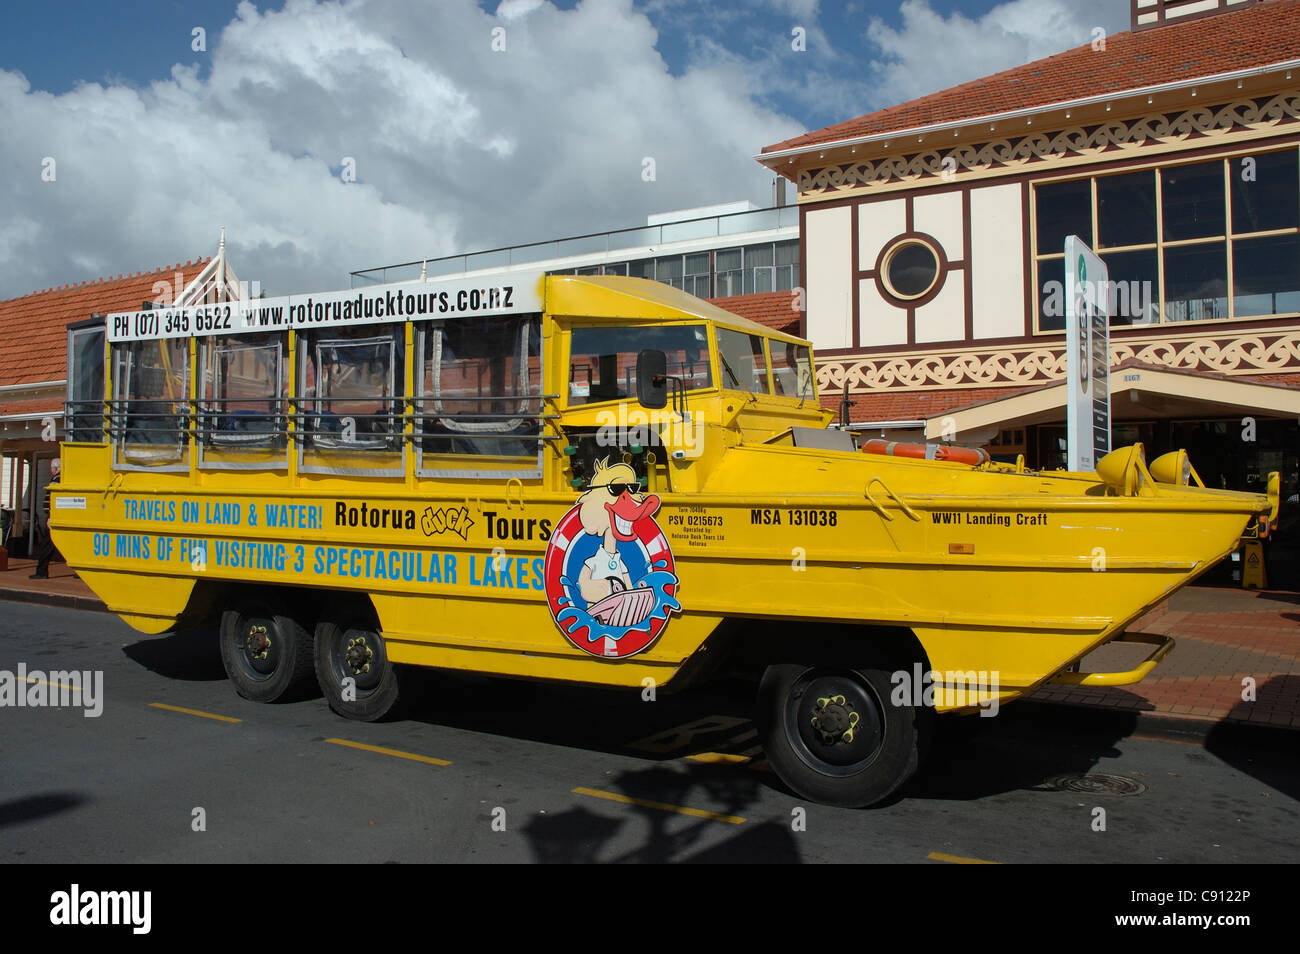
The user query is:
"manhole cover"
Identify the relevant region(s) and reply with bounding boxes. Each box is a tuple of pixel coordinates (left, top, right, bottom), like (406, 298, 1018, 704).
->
(1044, 774, 1146, 796)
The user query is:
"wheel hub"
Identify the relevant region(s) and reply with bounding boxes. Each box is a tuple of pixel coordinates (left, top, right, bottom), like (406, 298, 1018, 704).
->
(241, 618, 279, 675)
(345, 636, 374, 675)
(245, 624, 272, 660)
(810, 695, 860, 745)
(787, 671, 887, 776)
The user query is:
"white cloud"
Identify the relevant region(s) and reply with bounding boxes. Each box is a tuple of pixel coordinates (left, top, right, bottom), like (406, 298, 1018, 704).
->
(0, 0, 803, 299)
(496, 0, 546, 21)
(863, 0, 1126, 107)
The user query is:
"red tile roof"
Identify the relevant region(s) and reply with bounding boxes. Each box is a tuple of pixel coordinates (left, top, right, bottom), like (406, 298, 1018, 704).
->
(707, 290, 801, 335)
(823, 387, 1036, 424)
(0, 260, 209, 416)
(764, 0, 1300, 154)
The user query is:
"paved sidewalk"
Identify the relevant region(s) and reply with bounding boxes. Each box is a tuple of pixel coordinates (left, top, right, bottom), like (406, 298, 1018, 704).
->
(2, 559, 1296, 731)
(0, 556, 106, 612)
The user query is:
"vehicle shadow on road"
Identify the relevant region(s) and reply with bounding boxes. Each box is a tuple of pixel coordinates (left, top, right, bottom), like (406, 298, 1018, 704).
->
(901, 705, 1143, 801)
(1205, 675, 1300, 801)
(405, 671, 1167, 810)
(120, 626, 226, 682)
(0, 791, 88, 830)
(405, 672, 759, 761)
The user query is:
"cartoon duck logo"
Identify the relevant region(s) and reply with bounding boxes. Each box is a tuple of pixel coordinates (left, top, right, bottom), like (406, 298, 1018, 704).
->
(542, 458, 681, 658)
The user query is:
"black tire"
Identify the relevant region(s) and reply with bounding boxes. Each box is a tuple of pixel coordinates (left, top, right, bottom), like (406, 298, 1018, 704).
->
(219, 603, 315, 703)
(314, 619, 406, 721)
(757, 661, 927, 808)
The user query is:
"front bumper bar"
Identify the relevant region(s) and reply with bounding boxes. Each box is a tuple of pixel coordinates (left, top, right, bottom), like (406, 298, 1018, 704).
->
(1047, 632, 1176, 688)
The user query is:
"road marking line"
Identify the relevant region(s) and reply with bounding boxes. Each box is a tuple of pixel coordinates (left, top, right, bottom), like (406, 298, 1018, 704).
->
(928, 851, 999, 864)
(21, 676, 83, 692)
(686, 751, 752, 764)
(325, 738, 451, 766)
(149, 702, 241, 723)
(572, 786, 746, 824)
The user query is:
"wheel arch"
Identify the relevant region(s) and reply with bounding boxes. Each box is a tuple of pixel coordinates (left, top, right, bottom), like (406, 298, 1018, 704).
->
(177, 579, 369, 634)
(701, 618, 933, 679)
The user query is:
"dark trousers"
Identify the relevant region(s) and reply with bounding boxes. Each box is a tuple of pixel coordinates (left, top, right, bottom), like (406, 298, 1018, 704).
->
(33, 520, 57, 574)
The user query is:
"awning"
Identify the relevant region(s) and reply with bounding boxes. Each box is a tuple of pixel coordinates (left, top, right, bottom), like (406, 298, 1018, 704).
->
(925, 362, 1300, 442)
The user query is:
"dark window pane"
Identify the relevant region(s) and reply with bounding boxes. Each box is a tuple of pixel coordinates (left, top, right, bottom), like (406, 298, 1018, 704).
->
(568, 324, 711, 404)
(885, 242, 938, 298)
(745, 243, 774, 268)
(1233, 234, 1300, 317)
(1098, 248, 1159, 326)
(684, 252, 710, 297)
(1098, 170, 1156, 248)
(68, 327, 105, 442)
(1163, 243, 1228, 322)
(1232, 149, 1300, 234)
(1035, 179, 1091, 255)
(655, 255, 682, 288)
(1037, 257, 1065, 332)
(1162, 160, 1225, 241)
(715, 248, 741, 271)
(628, 259, 655, 280)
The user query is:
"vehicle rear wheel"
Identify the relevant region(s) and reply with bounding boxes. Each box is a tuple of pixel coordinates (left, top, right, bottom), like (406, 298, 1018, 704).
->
(314, 619, 405, 721)
(757, 662, 926, 808)
(219, 603, 315, 703)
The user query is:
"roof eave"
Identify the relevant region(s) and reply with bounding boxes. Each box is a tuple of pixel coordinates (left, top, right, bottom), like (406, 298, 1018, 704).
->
(756, 58, 1300, 166)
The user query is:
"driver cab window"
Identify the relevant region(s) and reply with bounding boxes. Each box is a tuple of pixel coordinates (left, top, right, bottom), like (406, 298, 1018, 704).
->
(568, 324, 711, 405)
(716, 327, 770, 394)
(771, 340, 814, 399)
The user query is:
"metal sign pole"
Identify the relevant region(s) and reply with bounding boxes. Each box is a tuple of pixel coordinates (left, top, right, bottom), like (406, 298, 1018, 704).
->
(1065, 235, 1111, 472)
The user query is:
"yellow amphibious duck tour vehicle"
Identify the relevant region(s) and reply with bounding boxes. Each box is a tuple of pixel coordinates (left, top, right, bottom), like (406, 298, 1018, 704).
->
(50, 270, 1274, 807)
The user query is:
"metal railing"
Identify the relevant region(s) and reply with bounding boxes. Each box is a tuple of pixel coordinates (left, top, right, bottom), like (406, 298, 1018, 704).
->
(68, 393, 561, 455)
(350, 205, 800, 286)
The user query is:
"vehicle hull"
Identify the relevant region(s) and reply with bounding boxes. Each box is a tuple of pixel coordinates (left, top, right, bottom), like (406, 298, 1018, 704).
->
(50, 442, 1263, 709)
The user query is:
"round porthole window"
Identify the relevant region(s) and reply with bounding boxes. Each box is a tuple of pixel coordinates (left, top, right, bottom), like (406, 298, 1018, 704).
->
(881, 239, 941, 301)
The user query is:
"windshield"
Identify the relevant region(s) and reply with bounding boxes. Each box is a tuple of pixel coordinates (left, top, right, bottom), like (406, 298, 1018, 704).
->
(771, 340, 814, 401)
(568, 323, 712, 405)
(716, 327, 770, 393)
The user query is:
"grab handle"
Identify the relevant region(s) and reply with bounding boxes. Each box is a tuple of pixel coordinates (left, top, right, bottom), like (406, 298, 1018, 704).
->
(864, 476, 921, 522)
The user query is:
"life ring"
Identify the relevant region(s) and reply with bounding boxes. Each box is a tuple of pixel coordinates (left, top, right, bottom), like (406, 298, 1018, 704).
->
(861, 438, 989, 466)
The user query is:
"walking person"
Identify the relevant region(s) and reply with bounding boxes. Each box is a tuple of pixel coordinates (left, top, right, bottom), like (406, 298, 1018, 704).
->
(29, 459, 59, 579)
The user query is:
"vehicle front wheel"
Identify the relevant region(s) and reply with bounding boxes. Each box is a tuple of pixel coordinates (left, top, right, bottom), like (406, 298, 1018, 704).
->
(757, 662, 926, 808)
(219, 603, 315, 703)
(314, 619, 406, 721)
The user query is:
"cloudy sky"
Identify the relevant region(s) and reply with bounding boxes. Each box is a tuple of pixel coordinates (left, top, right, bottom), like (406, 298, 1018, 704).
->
(0, 0, 1125, 300)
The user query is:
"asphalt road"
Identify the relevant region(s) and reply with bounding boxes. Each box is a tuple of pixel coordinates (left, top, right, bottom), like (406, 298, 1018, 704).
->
(1, 599, 1297, 864)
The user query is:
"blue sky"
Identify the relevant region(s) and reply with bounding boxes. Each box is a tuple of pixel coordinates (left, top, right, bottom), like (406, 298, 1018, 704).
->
(0, 0, 1127, 298)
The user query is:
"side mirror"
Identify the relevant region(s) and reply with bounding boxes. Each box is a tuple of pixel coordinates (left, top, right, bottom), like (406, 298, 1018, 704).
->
(635, 349, 668, 409)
